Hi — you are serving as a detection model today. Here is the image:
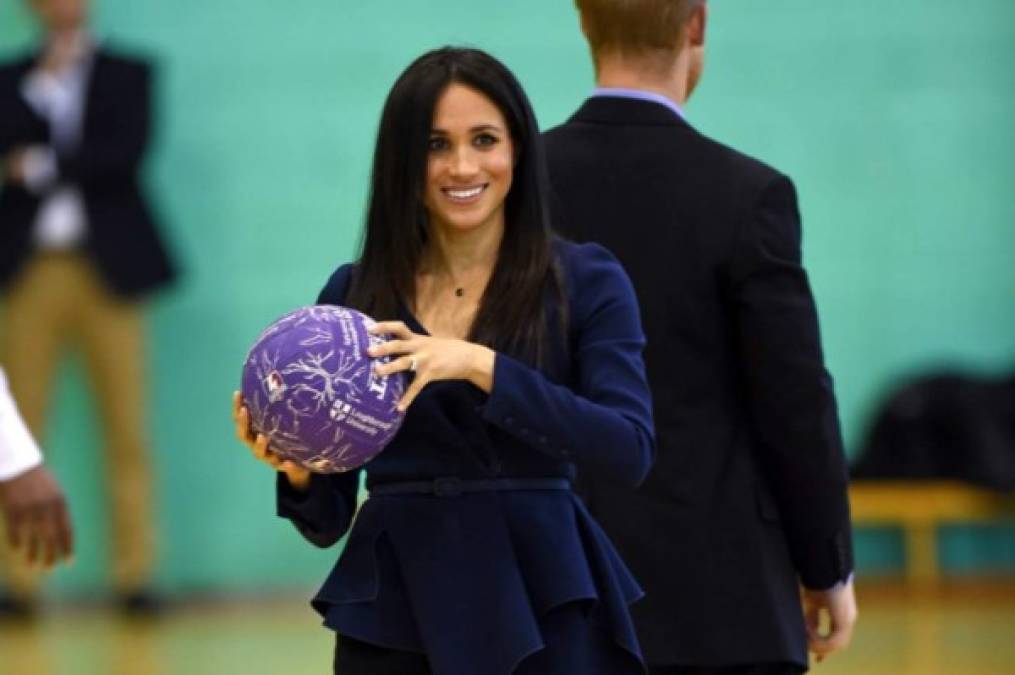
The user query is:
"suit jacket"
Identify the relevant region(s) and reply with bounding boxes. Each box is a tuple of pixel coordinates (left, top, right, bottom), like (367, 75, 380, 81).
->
(544, 97, 853, 668)
(0, 47, 175, 298)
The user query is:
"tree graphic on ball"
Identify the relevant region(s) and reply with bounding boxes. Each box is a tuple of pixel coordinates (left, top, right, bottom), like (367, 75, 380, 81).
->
(240, 305, 407, 473)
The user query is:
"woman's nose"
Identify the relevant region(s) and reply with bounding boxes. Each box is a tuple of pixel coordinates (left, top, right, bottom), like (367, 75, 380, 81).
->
(449, 147, 479, 178)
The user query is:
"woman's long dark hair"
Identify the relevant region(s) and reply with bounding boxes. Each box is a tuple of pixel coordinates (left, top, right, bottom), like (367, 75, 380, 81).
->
(346, 47, 564, 366)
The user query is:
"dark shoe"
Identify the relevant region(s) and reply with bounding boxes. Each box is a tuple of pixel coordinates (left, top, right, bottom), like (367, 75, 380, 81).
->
(0, 593, 38, 622)
(117, 589, 166, 618)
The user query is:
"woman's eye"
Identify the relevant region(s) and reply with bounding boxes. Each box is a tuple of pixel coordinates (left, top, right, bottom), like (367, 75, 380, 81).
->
(474, 133, 498, 148)
(428, 137, 448, 152)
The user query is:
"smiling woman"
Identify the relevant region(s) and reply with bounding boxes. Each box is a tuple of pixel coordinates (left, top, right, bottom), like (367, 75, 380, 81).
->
(346, 47, 564, 368)
(416, 83, 516, 338)
(232, 46, 656, 675)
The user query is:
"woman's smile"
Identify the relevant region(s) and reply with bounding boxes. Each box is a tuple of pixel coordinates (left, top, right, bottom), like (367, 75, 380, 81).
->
(441, 183, 488, 204)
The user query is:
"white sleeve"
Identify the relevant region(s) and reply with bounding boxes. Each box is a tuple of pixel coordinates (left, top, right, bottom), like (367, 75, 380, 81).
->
(0, 369, 44, 481)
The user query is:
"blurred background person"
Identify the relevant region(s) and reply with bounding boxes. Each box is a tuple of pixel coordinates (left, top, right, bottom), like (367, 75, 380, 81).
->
(0, 0, 175, 616)
(544, 1, 856, 673)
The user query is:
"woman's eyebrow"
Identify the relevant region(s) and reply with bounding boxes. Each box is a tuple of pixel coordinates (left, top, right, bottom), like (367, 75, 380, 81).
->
(430, 124, 503, 134)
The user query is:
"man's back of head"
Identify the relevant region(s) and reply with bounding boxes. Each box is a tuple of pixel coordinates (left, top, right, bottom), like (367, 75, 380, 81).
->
(574, 0, 707, 104)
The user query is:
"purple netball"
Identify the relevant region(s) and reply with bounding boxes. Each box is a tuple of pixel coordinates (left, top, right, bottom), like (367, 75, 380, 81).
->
(241, 305, 407, 473)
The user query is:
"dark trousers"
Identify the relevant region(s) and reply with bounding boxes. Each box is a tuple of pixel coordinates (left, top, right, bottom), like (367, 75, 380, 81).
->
(334, 635, 430, 674)
(650, 664, 804, 675)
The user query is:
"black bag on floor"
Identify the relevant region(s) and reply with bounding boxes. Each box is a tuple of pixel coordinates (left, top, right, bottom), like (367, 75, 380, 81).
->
(851, 372, 1015, 492)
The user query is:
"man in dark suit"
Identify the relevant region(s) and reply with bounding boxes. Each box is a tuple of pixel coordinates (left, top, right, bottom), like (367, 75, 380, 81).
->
(544, 1, 857, 672)
(0, 0, 174, 617)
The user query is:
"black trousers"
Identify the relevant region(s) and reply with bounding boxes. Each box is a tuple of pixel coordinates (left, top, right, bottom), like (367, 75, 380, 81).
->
(334, 634, 431, 674)
(650, 664, 804, 675)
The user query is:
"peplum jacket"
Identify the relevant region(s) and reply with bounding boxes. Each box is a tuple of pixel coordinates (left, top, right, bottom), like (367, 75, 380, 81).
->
(276, 240, 655, 675)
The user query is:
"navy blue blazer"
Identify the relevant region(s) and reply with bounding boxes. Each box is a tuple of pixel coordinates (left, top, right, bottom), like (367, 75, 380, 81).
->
(277, 240, 654, 674)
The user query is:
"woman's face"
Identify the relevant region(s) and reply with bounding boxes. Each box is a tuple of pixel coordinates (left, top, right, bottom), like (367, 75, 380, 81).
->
(424, 83, 515, 237)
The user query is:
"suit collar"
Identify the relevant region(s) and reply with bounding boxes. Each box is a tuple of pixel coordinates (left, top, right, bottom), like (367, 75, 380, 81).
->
(568, 96, 693, 130)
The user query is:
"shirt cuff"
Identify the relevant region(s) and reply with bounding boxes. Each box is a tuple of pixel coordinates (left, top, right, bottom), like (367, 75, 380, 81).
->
(0, 379, 45, 481)
(805, 571, 854, 593)
(276, 471, 342, 524)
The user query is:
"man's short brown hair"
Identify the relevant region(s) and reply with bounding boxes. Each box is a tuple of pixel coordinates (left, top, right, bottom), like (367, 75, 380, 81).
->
(575, 0, 704, 57)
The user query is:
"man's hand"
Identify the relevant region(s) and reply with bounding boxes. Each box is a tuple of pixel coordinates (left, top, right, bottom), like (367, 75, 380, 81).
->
(802, 577, 858, 663)
(0, 465, 74, 568)
(3, 148, 30, 184)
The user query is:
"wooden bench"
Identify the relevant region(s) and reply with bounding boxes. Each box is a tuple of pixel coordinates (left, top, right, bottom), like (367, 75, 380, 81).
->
(849, 480, 1015, 586)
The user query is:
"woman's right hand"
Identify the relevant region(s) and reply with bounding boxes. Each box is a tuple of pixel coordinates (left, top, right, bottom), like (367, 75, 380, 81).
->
(232, 391, 311, 491)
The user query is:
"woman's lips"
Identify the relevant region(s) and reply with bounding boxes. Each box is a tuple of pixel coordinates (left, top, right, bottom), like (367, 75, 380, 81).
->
(442, 184, 487, 204)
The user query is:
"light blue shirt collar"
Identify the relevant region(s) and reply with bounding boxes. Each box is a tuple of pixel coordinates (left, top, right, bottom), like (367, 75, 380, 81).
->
(591, 87, 685, 120)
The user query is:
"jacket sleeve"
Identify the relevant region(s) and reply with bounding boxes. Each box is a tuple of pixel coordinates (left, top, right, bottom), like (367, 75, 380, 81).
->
(481, 244, 655, 486)
(729, 174, 853, 589)
(275, 263, 364, 547)
(275, 471, 360, 548)
(0, 61, 48, 162)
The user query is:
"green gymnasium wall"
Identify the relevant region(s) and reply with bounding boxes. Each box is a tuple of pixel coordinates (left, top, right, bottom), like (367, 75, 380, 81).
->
(1, 1, 1013, 596)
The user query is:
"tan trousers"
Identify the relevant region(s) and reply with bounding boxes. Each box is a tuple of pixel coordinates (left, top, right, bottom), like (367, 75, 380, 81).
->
(0, 252, 156, 596)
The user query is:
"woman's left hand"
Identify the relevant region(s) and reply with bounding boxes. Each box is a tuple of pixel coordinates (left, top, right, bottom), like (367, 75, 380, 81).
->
(368, 321, 495, 411)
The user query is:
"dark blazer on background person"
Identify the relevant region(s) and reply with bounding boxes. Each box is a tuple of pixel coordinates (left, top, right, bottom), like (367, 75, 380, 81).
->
(544, 96, 853, 669)
(0, 47, 175, 298)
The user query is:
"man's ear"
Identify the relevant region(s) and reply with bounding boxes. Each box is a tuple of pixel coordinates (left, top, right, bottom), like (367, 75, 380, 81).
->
(688, 3, 707, 48)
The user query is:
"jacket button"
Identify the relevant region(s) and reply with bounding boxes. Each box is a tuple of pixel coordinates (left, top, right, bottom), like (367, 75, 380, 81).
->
(505, 416, 515, 426)
(538, 435, 548, 445)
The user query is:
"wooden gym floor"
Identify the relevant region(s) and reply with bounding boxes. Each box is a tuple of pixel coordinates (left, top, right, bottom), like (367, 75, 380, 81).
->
(1, 582, 1014, 675)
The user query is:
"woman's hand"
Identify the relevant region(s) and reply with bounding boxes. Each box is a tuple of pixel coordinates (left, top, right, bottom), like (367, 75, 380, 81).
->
(367, 321, 495, 411)
(232, 391, 311, 491)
